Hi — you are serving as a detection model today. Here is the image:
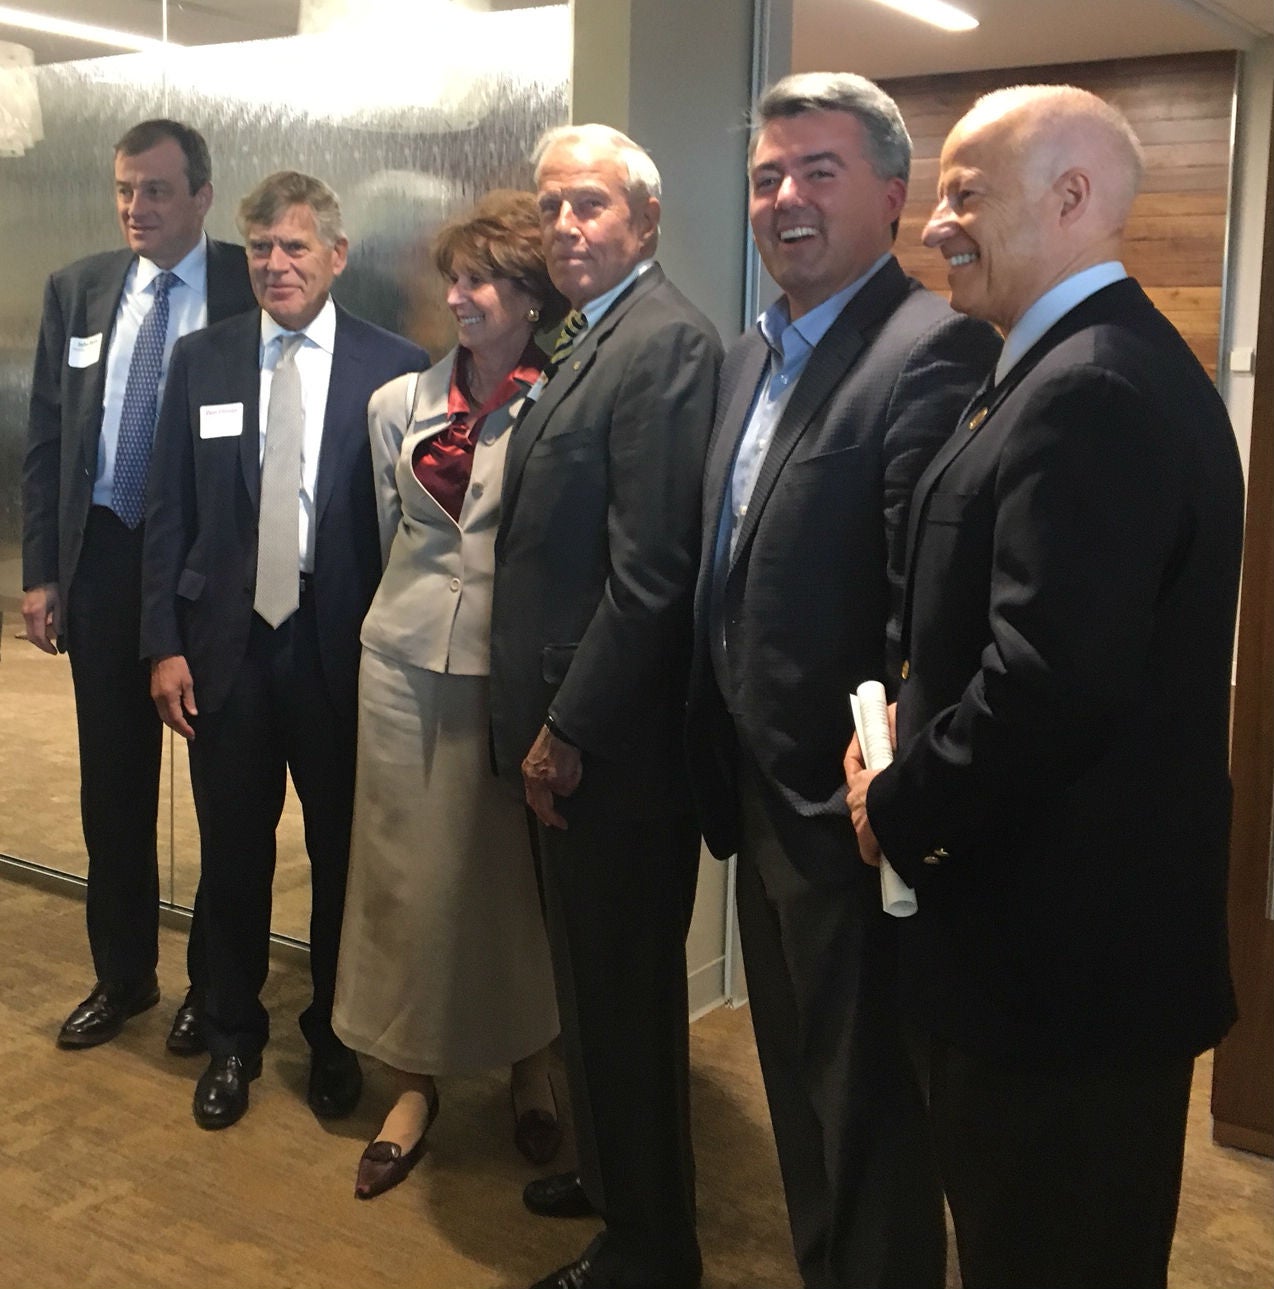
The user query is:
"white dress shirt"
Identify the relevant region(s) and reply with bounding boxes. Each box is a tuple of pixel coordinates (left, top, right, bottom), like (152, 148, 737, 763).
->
(94, 235, 210, 507)
(258, 297, 337, 574)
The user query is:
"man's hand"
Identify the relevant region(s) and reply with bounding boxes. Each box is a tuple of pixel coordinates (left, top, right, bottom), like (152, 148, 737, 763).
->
(522, 724, 583, 830)
(845, 737, 887, 866)
(21, 584, 59, 654)
(151, 655, 198, 740)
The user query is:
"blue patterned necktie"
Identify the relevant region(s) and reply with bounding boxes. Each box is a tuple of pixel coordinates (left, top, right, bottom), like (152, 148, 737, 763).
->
(112, 269, 177, 529)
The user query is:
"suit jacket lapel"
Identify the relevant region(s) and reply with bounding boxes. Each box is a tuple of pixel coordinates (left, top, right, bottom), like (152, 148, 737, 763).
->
(898, 278, 1149, 651)
(229, 312, 264, 509)
(499, 263, 665, 539)
(314, 305, 361, 528)
(729, 258, 909, 570)
(698, 335, 768, 593)
(79, 252, 133, 476)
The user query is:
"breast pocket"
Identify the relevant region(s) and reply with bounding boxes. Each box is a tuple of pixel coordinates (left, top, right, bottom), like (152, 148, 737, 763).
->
(921, 490, 977, 526)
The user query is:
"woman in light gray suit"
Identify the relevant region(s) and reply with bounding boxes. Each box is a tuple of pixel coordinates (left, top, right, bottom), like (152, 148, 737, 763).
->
(333, 192, 567, 1199)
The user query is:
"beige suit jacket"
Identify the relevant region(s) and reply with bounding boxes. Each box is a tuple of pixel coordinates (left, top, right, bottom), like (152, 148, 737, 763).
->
(361, 349, 527, 675)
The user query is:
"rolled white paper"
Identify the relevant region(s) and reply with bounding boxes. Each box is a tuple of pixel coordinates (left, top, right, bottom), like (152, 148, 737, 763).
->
(850, 680, 917, 919)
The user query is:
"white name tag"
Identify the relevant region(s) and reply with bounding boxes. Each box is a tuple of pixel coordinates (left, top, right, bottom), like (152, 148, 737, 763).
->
(68, 333, 102, 368)
(199, 402, 244, 439)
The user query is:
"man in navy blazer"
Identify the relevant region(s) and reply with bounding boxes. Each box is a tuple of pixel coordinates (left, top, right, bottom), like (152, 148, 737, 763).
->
(847, 86, 1244, 1288)
(21, 119, 256, 1055)
(141, 171, 426, 1131)
(686, 74, 999, 1289)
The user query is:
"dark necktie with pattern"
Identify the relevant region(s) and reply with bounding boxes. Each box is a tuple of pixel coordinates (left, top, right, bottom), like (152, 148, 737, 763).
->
(112, 269, 177, 529)
(544, 308, 588, 380)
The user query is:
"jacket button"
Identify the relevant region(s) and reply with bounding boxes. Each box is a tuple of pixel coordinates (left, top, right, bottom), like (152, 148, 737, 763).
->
(449, 577, 460, 592)
(901, 660, 910, 680)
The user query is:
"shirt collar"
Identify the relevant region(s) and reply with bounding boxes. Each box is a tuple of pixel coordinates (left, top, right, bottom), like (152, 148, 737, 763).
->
(261, 295, 337, 357)
(757, 251, 892, 363)
(579, 258, 654, 329)
(448, 341, 545, 421)
(135, 233, 207, 294)
(997, 261, 1128, 384)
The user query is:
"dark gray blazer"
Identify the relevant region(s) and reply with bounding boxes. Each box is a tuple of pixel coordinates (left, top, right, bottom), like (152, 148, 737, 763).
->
(21, 238, 256, 610)
(868, 278, 1244, 1064)
(686, 257, 1000, 871)
(139, 304, 425, 721)
(489, 263, 723, 819)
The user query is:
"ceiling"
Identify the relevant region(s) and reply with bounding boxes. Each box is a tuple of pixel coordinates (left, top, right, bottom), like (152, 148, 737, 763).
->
(1, 0, 1271, 73)
(793, 0, 1274, 78)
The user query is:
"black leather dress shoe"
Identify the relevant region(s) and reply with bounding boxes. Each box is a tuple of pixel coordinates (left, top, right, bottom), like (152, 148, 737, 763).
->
(523, 1171, 597, 1218)
(165, 990, 206, 1056)
(307, 1047, 362, 1119)
(193, 1053, 262, 1130)
(527, 1235, 701, 1289)
(57, 975, 160, 1049)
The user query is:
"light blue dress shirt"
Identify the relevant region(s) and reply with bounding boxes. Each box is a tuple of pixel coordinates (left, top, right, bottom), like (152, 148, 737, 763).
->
(725, 252, 891, 559)
(995, 261, 1128, 385)
(94, 235, 210, 507)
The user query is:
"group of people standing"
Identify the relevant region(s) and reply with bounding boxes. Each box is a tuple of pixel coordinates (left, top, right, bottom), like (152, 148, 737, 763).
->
(20, 66, 1241, 1289)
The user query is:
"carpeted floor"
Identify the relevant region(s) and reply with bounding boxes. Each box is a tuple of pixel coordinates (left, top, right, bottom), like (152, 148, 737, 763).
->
(0, 872, 1270, 1288)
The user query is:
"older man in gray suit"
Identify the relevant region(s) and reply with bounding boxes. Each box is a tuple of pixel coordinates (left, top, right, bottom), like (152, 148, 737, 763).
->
(489, 124, 722, 1289)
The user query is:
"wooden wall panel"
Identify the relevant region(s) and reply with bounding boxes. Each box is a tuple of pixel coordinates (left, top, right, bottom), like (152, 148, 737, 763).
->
(881, 51, 1237, 378)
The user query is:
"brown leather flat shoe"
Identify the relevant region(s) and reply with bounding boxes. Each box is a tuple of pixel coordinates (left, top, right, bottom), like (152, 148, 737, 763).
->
(512, 1082, 563, 1166)
(354, 1085, 439, 1200)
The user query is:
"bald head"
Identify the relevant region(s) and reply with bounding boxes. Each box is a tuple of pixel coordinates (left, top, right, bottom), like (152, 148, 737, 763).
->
(924, 84, 1144, 331)
(959, 84, 1143, 229)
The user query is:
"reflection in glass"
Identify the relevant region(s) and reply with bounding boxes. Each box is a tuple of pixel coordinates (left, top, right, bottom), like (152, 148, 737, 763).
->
(0, 1, 569, 940)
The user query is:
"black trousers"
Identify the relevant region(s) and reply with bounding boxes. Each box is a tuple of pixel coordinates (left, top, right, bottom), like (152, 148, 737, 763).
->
(925, 1035, 1194, 1289)
(66, 506, 204, 990)
(735, 758, 945, 1289)
(531, 794, 701, 1281)
(187, 591, 355, 1061)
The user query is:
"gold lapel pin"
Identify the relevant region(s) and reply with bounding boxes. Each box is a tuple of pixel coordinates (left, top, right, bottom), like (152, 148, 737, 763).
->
(968, 406, 988, 431)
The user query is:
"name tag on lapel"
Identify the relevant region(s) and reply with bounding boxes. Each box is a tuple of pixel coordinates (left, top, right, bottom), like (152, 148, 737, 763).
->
(68, 334, 102, 368)
(200, 402, 244, 439)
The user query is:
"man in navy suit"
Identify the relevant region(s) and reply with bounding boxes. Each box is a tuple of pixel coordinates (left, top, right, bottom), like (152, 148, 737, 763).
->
(141, 171, 426, 1130)
(686, 73, 998, 1289)
(22, 119, 256, 1055)
(847, 85, 1243, 1288)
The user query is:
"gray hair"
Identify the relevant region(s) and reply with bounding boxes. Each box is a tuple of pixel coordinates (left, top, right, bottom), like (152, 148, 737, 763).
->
(236, 170, 346, 246)
(751, 72, 912, 184)
(532, 123, 663, 206)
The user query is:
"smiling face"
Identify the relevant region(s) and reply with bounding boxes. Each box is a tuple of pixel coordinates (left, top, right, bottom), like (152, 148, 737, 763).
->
(445, 259, 537, 362)
(923, 117, 1057, 333)
(536, 139, 659, 308)
(114, 137, 212, 269)
(748, 109, 906, 320)
(246, 202, 348, 332)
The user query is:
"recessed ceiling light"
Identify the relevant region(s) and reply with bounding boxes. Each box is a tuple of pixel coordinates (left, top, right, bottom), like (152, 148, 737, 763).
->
(865, 0, 979, 33)
(0, 5, 173, 52)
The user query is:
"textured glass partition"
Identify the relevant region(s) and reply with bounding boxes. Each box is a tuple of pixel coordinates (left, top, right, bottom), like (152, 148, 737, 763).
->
(0, 1, 568, 937)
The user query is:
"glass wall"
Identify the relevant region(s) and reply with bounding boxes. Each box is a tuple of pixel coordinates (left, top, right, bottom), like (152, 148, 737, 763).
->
(0, 0, 568, 937)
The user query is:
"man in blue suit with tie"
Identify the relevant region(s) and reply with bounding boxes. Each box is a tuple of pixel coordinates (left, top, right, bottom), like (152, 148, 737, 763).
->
(22, 119, 256, 1056)
(141, 170, 425, 1130)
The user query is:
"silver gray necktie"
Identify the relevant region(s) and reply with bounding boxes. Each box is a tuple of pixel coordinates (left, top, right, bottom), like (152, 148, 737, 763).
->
(254, 333, 305, 628)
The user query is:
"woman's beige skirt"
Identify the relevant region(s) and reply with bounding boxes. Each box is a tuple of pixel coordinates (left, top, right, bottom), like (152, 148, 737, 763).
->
(333, 647, 559, 1074)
